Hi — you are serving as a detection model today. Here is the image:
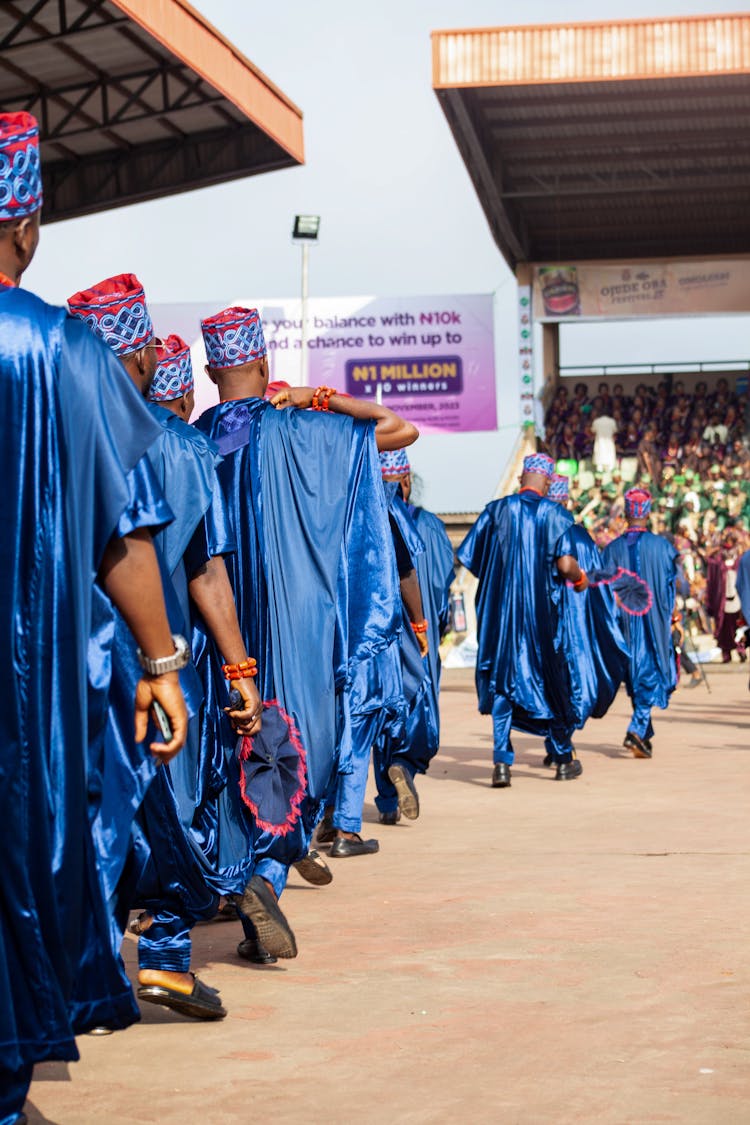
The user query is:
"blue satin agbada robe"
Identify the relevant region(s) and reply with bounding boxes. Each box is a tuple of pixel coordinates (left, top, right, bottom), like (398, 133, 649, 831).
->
(408, 503, 455, 739)
(457, 491, 576, 731)
(374, 486, 438, 780)
(558, 524, 629, 724)
(0, 287, 167, 1072)
(195, 397, 402, 867)
(602, 530, 678, 712)
(737, 549, 750, 622)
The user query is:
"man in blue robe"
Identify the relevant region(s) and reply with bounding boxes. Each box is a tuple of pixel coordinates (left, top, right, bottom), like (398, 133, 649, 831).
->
(146, 335, 296, 966)
(544, 473, 629, 764)
(194, 307, 417, 877)
(317, 462, 426, 854)
(602, 488, 678, 758)
(372, 449, 453, 825)
(68, 285, 274, 1014)
(0, 112, 187, 1125)
(457, 452, 589, 787)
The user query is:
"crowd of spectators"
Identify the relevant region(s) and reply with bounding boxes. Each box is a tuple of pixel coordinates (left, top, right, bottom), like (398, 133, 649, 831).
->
(544, 376, 747, 482)
(541, 377, 750, 652)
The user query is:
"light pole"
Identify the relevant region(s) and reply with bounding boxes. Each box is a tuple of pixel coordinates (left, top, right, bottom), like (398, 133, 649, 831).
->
(292, 214, 320, 385)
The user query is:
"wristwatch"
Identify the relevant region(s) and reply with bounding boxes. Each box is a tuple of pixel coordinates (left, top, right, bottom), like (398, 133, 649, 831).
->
(137, 633, 190, 676)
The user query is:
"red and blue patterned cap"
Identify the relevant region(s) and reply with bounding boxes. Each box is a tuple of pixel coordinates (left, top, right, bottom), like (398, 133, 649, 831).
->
(625, 487, 652, 518)
(0, 112, 43, 221)
(68, 273, 154, 356)
(548, 473, 569, 500)
(201, 306, 267, 369)
(379, 448, 411, 477)
(149, 334, 193, 402)
(522, 452, 555, 478)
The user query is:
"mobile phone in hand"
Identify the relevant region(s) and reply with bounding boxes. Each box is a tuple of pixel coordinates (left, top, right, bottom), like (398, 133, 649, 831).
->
(152, 700, 173, 741)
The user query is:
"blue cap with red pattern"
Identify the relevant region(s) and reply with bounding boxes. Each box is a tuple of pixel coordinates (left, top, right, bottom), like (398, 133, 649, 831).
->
(522, 452, 554, 478)
(149, 334, 193, 402)
(68, 273, 154, 356)
(379, 448, 411, 477)
(201, 306, 267, 369)
(548, 473, 569, 500)
(0, 112, 43, 220)
(625, 487, 652, 519)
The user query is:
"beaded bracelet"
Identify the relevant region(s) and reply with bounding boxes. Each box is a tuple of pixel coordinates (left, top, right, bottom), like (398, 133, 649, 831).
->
(572, 572, 587, 592)
(410, 619, 429, 634)
(222, 658, 258, 680)
(312, 385, 337, 412)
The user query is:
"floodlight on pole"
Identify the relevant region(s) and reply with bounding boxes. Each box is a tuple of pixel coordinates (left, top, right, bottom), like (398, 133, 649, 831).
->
(292, 214, 320, 385)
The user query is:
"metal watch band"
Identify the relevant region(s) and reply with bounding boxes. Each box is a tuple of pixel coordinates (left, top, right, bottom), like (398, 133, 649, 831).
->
(137, 633, 190, 676)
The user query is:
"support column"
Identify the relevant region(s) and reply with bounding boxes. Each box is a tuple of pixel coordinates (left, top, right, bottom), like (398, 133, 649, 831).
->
(541, 321, 560, 412)
(515, 262, 535, 433)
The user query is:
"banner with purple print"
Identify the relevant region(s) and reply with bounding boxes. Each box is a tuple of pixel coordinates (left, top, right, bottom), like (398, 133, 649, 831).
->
(152, 293, 496, 434)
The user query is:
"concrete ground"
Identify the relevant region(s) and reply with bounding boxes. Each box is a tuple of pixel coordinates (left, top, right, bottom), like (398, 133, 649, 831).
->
(28, 665, 749, 1125)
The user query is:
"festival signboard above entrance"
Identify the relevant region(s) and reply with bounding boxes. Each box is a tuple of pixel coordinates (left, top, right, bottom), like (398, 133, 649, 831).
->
(153, 293, 497, 434)
(532, 260, 750, 321)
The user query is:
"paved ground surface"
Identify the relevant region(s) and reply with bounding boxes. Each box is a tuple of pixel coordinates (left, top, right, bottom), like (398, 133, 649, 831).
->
(27, 665, 749, 1125)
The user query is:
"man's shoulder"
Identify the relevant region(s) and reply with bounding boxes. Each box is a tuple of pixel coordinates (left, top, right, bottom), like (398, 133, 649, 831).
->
(3, 285, 67, 335)
(152, 406, 219, 457)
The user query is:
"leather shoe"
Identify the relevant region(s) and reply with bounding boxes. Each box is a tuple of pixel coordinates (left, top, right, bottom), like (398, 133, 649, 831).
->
(555, 758, 583, 781)
(624, 731, 652, 759)
(491, 762, 511, 788)
(293, 849, 333, 886)
(314, 808, 336, 845)
(233, 875, 298, 958)
(237, 937, 277, 965)
(387, 763, 419, 819)
(329, 834, 379, 857)
(379, 809, 401, 825)
(542, 753, 554, 767)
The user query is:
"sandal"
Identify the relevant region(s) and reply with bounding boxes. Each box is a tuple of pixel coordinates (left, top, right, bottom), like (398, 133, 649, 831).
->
(137, 975, 227, 1020)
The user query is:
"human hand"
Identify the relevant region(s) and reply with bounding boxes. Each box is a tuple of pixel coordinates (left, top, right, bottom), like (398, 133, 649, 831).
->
(416, 631, 429, 657)
(270, 386, 314, 410)
(134, 671, 188, 763)
(224, 677, 263, 736)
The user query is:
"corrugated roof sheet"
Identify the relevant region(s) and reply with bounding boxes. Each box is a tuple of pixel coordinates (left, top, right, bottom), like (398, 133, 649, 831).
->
(433, 14, 750, 87)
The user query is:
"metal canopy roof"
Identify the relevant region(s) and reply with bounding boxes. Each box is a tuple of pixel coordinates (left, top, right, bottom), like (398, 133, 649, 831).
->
(432, 15, 750, 268)
(0, 0, 304, 222)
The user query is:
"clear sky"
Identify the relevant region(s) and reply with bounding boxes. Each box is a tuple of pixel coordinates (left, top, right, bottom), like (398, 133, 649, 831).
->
(24, 0, 750, 509)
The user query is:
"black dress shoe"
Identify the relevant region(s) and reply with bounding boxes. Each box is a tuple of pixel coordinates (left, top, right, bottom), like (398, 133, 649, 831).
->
(624, 731, 652, 759)
(329, 834, 379, 857)
(379, 809, 401, 825)
(555, 758, 583, 781)
(237, 937, 277, 965)
(387, 763, 420, 819)
(491, 762, 511, 788)
(234, 875, 298, 958)
(542, 753, 554, 767)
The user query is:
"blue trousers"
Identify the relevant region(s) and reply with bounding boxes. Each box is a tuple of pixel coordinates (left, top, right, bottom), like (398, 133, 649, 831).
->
(0, 1061, 32, 1125)
(491, 695, 573, 765)
(627, 696, 655, 741)
(132, 770, 218, 974)
(329, 713, 381, 833)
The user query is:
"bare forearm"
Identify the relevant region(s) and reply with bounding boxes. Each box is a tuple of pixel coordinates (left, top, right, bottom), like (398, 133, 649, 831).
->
(99, 529, 174, 658)
(556, 553, 584, 585)
(326, 393, 418, 451)
(189, 556, 248, 664)
(400, 569, 426, 624)
(271, 385, 418, 451)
